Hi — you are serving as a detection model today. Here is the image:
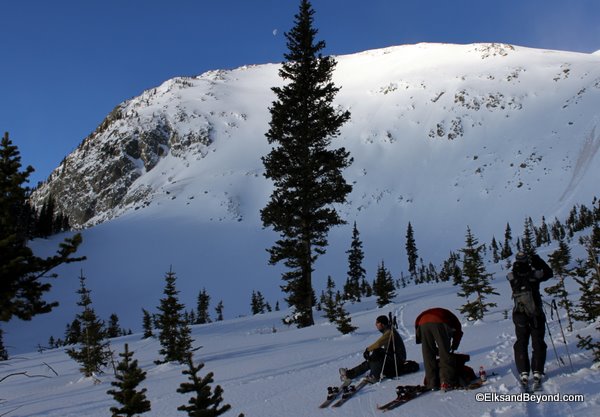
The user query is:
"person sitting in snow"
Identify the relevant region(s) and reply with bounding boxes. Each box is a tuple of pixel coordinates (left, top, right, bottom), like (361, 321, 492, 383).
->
(507, 251, 553, 389)
(415, 307, 463, 391)
(339, 315, 417, 384)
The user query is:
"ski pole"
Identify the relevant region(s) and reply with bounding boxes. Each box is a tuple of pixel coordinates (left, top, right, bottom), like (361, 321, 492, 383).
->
(551, 299, 574, 372)
(388, 311, 398, 378)
(390, 312, 399, 378)
(379, 312, 394, 381)
(542, 302, 565, 368)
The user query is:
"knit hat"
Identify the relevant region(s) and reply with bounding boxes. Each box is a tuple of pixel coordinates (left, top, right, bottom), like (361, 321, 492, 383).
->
(376, 315, 389, 326)
(515, 252, 528, 263)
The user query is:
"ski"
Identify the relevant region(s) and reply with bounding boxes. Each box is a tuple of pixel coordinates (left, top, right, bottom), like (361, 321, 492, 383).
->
(377, 385, 429, 412)
(331, 379, 370, 408)
(377, 381, 487, 412)
(319, 379, 352, 408)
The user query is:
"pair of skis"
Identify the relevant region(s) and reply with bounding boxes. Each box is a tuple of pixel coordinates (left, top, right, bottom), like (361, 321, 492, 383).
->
(376, 380, 486, 412)
(319, 378, 370, 408)
(320, 379, 485, 410)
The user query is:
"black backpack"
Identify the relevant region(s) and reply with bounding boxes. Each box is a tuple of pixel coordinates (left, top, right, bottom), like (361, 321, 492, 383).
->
(508, 263, 540, 316)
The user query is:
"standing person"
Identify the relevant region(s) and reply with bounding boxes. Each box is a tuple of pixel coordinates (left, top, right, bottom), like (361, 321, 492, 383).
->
(339, 315, 413, 383)
(415, 307, 463, 391)
(507, 251, 553, 389)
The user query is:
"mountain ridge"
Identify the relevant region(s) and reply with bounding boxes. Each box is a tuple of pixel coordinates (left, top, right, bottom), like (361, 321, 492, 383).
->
(30, 42, 600, 233)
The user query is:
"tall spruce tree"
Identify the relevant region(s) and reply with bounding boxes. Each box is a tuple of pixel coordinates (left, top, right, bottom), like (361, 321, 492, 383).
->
(66, 271, 111, 377)
(344, 222, 366, 302)
(457, 227, 498, 320)
(405, 222, 418, 277)
(321, 276, 338, 322)
(107, 313, 122, 338)
(574, 225, 600, 362)
(1, 132, 84, 323)
(522, 218, 536, 257)
(196, 288, 211, 324)
(260, 0, 352, 328)
(177, 353, 236, 417)
(215, 301, 224, 322)
(501, 222, 513, 260)
(107, 343, 151, 417)
(250, 291, 267, 315)
(155, 267, 193, 364)
(141, 309, 153, 339)
(545, 237, 574, 331)
(373, 261, 396, 307)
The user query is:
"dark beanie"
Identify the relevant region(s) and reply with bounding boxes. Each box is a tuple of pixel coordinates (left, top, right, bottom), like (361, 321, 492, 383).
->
(376, 315, 389, 326)
(515, 252, 528, 263)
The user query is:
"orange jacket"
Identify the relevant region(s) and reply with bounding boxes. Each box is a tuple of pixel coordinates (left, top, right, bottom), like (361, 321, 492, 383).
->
(414, 307, 463, 350)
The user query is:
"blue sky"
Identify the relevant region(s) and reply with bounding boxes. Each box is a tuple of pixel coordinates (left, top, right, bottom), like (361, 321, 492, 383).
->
(1, 0, 599, 185)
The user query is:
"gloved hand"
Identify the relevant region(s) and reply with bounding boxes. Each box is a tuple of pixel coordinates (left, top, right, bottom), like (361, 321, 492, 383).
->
(363, 349, 371, 361)
(530, 253, 543, 268)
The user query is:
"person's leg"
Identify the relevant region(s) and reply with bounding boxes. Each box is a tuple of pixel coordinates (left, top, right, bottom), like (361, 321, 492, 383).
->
(420, 323, 440, 389)
(432, 324, 456, 386)
(530, 313, 547, 375)
(513, 312, 532, 375)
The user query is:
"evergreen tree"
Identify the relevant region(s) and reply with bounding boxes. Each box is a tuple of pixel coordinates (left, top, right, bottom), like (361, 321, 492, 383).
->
(177, 353, 235, 417)
(250, 291, 267, 315)
(155, 267, 193, 364)
(545, 237, 574, 331)
(321, 276, 338, 322)
(551, 218, 566, 241)
(215, 301, 224, 322)
(574, 229, 600, 362)
(107, 343, 151, 417)
(1, 132, 84, 323)
(141, 309, 153, 339)
(37, 195, 56, 238)
(333, 294, 357, 335)
(0, 327, 8, 360)
(344, 222, 365, 302)
(361, 278, 373, 297)
(522, 218, 536, 257)
(538, 216, 551, 246)
(196, 288, 211, 324)
(107, 313, 122, 338)
(373, 261, 396, 308)
(490, 237, 500, 263)
(500, 222, 513, 260)
(574, 225, 600, 322)
(66, 271, 111, 377)
(457, 227, 498, 321)
(438, 251, 462, 285)
(405, 222, 418, 277)
(64, 318, 82, 345)
(260, 0, 352, 328)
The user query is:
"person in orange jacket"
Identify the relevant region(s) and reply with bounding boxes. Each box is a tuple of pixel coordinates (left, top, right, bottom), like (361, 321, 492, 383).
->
(415, 307, 463, 390)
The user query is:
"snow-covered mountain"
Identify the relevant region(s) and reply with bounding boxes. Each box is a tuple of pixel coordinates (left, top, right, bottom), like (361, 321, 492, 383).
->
(8, 42, 600, 354)
(32, 42, 600, 234)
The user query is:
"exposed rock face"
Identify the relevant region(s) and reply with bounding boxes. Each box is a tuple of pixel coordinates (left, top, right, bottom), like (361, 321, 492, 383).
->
(31, 77, 215, 226)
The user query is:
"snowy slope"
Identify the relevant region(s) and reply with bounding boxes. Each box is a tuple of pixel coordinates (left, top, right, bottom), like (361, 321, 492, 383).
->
(7, 43, 600, 359)
(2, 256, 599, 417)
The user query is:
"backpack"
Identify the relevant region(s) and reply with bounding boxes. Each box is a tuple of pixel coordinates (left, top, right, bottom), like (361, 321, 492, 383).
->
(508, 264, 540, 316)
(422, 353, 478, 387)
